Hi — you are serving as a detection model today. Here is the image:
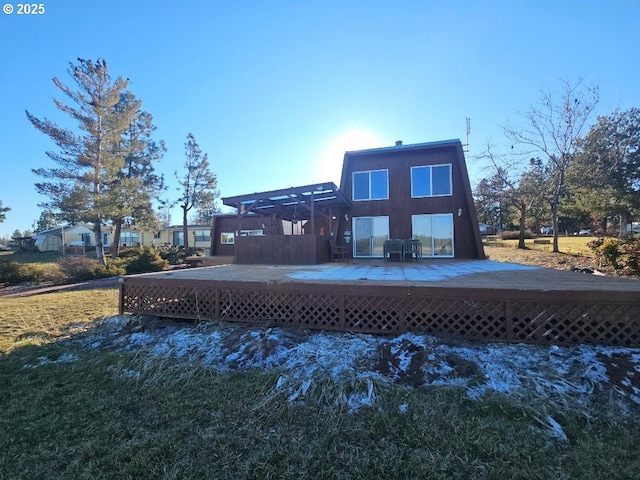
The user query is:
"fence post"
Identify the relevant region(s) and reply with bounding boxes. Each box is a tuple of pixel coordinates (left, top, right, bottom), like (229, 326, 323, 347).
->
(118, 277, 125, 315)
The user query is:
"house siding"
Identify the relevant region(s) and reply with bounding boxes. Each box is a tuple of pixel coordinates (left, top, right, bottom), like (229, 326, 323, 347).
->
(210, 215, 279, 256)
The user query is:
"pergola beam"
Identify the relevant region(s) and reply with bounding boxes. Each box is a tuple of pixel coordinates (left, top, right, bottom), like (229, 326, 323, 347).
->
(222, 181, 351, 224)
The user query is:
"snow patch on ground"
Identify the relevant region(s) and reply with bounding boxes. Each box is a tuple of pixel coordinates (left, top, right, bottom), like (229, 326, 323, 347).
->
(23, 352, 78, 368)
(69, 315, 640, 417)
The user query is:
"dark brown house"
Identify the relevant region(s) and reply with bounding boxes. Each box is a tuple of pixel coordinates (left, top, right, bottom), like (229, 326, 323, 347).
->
(337, 139, 484, 259)
(213, 139, 484, 263)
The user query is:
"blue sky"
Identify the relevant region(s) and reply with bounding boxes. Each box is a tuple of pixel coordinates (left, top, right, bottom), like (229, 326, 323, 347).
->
(1, 0, 639, 238)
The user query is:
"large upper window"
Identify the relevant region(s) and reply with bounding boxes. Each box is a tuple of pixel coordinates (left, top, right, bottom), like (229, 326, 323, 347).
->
(353, 169, 389, 201)
(411, 164, 452, 197)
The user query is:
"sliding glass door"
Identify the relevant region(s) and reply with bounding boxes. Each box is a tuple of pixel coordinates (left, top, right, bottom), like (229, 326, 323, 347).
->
(353, 216, 389, 258)
(412, 214, 454, 257)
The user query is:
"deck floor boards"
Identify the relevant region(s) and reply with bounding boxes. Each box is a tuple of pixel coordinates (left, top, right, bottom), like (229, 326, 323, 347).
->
(134, 259, 640, 293)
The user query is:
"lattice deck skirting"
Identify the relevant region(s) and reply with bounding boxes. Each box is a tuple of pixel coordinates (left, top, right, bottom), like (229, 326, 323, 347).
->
(119, 277, 640, 347)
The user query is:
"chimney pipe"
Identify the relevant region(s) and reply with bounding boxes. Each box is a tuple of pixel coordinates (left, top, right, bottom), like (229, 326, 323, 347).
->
(395, 140, 403, 146)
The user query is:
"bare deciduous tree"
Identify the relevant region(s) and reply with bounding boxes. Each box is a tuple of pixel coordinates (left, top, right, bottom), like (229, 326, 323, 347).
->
(476, 144, 548, 248)
(504, 79, 599, 252)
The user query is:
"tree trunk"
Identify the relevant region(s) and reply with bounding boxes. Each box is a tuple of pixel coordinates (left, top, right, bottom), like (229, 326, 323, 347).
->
(112, 219, 123, 257)
(182, 207, 189, 251)
(551, 170, 564, 253)
(551, 202, 560, 253)
(94, 219, 106, 266)
(518, 203, 527, 249)
(619, 212, 627, 238)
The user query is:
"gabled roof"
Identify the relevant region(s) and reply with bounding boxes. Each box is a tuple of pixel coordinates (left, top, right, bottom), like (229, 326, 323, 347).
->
(344, 139, 462, 156)
(339, 139, 464, 189)
(222, 182, 351, 220)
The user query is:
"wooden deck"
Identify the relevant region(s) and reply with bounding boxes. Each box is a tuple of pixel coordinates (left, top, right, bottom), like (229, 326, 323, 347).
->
(119, 259, 640, 347)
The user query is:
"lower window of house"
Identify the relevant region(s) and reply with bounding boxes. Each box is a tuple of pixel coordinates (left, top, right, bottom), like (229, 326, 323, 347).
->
(194, 230, 211, 242)
(411, 213, 454, 257)
(353, 216, 389, 257)
(120, 231, 140, 246)
(221, 232, 235, 244)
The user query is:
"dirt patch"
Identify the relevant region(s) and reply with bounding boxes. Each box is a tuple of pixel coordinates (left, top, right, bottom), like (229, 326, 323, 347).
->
(376, 338, 427, 386)
(597, 352, 640, 398)
(375, 338, 484, 387)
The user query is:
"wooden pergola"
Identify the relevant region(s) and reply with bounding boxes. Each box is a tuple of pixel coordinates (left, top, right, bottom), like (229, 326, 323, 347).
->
(222, 182, 351, 236)
(221, 182, 352, 264)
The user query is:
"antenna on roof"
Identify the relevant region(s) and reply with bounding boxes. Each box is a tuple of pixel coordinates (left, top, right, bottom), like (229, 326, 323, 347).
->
(462, 117, 471, 152)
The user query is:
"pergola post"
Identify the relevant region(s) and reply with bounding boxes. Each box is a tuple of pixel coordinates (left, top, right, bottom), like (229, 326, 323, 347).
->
(310, 192, 315, 235)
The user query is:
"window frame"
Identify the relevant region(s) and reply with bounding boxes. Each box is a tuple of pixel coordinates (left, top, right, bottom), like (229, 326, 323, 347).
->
(352, 169, 389, 201)
(120, 231, 140, 246)
(194, 229, 211, 242)
(220, 232, 235, 244)
(411, 164, 452, 198)
(411, 213, 454, 258)
(240, 229, 264, 236)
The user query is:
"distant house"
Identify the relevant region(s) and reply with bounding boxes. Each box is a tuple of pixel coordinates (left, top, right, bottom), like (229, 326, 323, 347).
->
(150, 225, 213, 251)
(478, 223, 498, 236)
(63, 224, 96, 247)
(219, 139, 484, 263)
(30, 224, 95, 252)
(30, 223, 216, 254)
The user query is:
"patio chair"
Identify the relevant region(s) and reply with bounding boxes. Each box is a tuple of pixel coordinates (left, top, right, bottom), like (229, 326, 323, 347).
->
(329, 239, 348, 262)
(403, 239, 422, 261)
(384, 239, 404, 262)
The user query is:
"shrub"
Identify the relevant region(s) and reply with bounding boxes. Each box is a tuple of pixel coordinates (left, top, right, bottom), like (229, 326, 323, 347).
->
(620, 239, 640, 275)
(157, 245, 187, 265)
(124, 246, 168, 274)
(59, 257, 125, 282)
(588, 237, 623, 269)
(589, 237, 640, 275)
(0, 261, 44, 285)
(117, 247, 144, 259)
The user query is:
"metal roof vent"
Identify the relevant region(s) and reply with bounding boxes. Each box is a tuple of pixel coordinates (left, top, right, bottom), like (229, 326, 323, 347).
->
(395, 140, 403, 146)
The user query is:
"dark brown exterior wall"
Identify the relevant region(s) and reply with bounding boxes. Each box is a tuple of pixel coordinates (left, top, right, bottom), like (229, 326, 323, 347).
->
(337, 142, 484, 259)
(210, 215, 279, 256)
(235, 235, 330, 264)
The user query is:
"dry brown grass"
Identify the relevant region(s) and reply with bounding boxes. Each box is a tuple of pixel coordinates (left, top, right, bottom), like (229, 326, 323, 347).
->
(483, 236, 608, 273)
(485, 245, 603, 271)
(0, 287, 119, 352)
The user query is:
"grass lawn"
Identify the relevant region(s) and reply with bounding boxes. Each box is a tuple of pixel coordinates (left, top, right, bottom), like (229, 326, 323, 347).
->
(484, 235, 595, 255)
(0, 288, 119, 353)
(1, 266, 639, 477)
